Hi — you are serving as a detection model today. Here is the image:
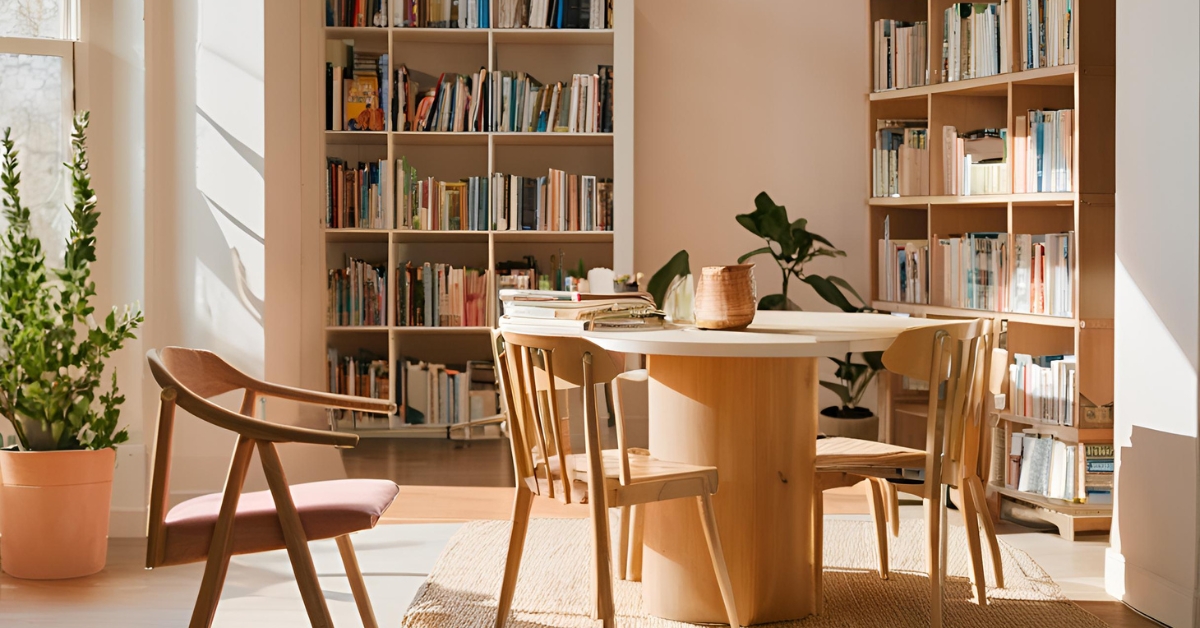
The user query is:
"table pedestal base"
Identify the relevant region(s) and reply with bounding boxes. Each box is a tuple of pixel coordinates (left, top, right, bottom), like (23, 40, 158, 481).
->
(643, 355, 819, 625)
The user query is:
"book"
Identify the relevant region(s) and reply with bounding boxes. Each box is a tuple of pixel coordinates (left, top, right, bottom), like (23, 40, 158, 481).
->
(933, 232, 1008, 312)
(328, 257, 387, 326)
(394, 157, 489, 231)
(873, 120, 928, 197)
(325, 347, 390, 430)
(491, 169, 613, 232)
(874, 19, 928, 91)
(327, 0, 388, 27)
(1021, 0, 1075, 70)
(943, 127, 1009, 196)
(1009, 232, 1073, 316)
(397, 357, 497, 425)
(1019, 109, 1074, 193)
(1008, 353, 1076, 424)
(877, 239, 929, 304)
(325, 158, 390, 229)
(396, 262, 487, 327)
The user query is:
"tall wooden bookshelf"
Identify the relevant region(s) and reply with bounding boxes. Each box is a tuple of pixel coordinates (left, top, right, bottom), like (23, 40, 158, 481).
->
(867, 0, 1115, 539)
(307, 5, 634, 438)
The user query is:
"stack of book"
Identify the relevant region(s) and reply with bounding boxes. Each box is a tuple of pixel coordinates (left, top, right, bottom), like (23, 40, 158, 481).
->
(1008, 353, 1077, 424)
(873, 119, 928, 197)
(495, 0, 610, 29)
(395, 157, 489, 231)
(326, 158, 390, 229)
(1083, 444, 1113, 504)
(1009, 433, 1078, 501)
(1020, 0, 1075, 70)
(942, 126, 1008, 196)
(942, 1, 1011, 81)
(499, 289, 662, 332)
(398, 67, 487, 132)
(877, 238, 929, 304)
(396, 262, 488, 327)
(1013, 109, 1073, 193)
(934, 233, 1008, 312)
(395, 0, 489, 28)
(326, 349, 390, 430)
(326, 41, 388, 132)
(399, 359, 499, 426)
(328, 257, 388, 326)
(492, 169, 613, 231)
(873, 19, 928, 91)
(1010, 232, 1073, 316)
(327, 0, 388, 27)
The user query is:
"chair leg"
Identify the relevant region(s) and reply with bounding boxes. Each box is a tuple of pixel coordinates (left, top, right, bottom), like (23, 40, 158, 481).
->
(627, 504, 645, 582)
(190, 435, 255, 628)
(925, 484, 945, 628)
(259, 442, 334, 628)
(616, 505, 630, 581)
(865, 479, 890, 580)
(967, 476, 1004, 589)
(696, 494, 741, 628)
(496, 485, 534, 628)
(958, 484, 988, 606)
(813, 487, 825, 616)
(336, 535, 378, 628)
(885, 480, 900, 537)
(587, 490, 616, 627)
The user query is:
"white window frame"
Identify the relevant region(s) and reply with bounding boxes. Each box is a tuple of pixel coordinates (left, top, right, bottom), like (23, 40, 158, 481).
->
(0, 0, 80, 156)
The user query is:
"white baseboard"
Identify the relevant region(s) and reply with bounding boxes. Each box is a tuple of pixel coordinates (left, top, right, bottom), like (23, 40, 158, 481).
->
(1106, 547, 1196, 628)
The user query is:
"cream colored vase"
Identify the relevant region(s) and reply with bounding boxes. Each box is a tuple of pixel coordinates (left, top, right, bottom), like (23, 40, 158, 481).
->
(0, 447, 116, 579)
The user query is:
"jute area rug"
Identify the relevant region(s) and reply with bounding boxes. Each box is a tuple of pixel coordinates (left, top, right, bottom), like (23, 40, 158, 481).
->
(401, 517, 1108, 627)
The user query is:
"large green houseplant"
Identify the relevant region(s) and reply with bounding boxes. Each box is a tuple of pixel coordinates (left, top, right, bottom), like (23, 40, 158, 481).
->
(0, 113, 143, 579)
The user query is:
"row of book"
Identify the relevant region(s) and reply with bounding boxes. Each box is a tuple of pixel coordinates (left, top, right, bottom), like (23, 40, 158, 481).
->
(943, 1, 1011, 82)
(877, 239, 929, 304)
(400, 358, 499, 426)
(326, 159, 389, 229)
(493, 0, 610, 29)
(1008, 434, 1111, 504)
(493, 170, 613, 232)
(1021, 0, 1075, 70)
(326, 350, 389, 403)
(396, 263, 489, 327)
(499, 289, 662, 332)
(396, 65, 614, 134)
(1010, 232, 1072, 316)
(1014, 109, 1073, 193)
(943, 126, 1008, 196)
(396, 0, 483, 28)
(936, 233, 1008, 312)
(872, 120, 929, 197)
(396, 160, 491, 231)
(328, 257, 388, 326)
(1008, 353, 1076, 424)
(873, 20, 929, 92)
(496, 254, 590, 297)
(327, 0, 388, 27)
(326, 42, 390, 132)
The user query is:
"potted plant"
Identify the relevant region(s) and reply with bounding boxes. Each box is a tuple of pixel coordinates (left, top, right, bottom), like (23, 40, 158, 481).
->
(0, 113, 143, 579)
(737, 191, 884, 438)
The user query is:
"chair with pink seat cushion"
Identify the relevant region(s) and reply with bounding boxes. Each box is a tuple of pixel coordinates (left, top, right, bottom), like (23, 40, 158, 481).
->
(146, 347, 400, 628)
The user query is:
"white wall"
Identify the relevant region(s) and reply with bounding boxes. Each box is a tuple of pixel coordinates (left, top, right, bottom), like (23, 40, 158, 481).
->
(1106, 0, 1200, 625)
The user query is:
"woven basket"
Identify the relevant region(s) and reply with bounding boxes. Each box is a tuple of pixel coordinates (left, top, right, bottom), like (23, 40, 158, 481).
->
(693, 264, 757, 330)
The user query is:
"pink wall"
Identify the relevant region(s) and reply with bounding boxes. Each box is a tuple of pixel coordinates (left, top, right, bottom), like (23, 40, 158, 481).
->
(632, 1, 870, 311)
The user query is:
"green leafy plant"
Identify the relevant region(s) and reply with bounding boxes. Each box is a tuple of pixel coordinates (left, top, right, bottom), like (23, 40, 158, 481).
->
(0, 113, 143, 451)
(646, 249, 690, 308)
(821, 351, 885, 417)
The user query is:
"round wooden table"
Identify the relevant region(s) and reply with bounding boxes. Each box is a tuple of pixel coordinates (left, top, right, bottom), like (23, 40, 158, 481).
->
(582, 311, 932, 625)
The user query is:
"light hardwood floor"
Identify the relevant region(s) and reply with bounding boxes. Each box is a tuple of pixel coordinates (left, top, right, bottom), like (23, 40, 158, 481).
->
(0, 440, 1162, 627)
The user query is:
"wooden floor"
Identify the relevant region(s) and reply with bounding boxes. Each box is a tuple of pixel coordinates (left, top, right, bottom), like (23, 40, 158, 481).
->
(0, 439, 1163, 627)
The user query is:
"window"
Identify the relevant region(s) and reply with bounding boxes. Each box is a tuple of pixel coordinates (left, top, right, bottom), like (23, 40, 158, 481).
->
(0, 0, 77, 264)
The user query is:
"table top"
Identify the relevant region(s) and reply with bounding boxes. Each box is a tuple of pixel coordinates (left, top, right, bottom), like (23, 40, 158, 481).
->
(565, 311, 945, 358)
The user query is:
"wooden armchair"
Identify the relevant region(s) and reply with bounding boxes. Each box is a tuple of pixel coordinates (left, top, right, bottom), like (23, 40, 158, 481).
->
(812, 320, 998, 627)
(146, 347, 400, 628)
(491, 330, 740, 628)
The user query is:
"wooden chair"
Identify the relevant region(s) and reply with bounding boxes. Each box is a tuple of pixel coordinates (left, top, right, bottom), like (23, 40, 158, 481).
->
(812, 320, 997, 627)
(491, 330, 740, 628)
(146, 347, 401, 628)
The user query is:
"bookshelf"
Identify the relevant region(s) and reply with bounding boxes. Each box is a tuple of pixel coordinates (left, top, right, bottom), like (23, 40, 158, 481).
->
(308, 6, 633, 439)
(867, 0, 1115, 539)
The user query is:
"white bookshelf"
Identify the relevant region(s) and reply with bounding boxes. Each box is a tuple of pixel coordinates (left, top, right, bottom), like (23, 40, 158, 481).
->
(303, 5, 634, 438)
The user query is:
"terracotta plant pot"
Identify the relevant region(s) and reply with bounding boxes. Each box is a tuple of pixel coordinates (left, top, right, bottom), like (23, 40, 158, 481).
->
(693, 264, 757, 330)
(818, 406, 880, 441)
(0, 447, 116, 579)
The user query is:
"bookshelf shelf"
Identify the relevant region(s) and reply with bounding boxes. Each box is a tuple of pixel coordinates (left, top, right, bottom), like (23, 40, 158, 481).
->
(309, 2, 631, 438)
(868, 0, 1115, 540)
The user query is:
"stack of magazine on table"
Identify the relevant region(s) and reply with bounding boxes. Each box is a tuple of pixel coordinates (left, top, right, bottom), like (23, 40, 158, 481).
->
(498, 289, 663, 332)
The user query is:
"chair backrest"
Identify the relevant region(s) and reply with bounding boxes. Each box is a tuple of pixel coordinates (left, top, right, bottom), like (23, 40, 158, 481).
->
(882, 319, 991, 489)
(144, 347, 261, 568)
(494, 330, 621, 502)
